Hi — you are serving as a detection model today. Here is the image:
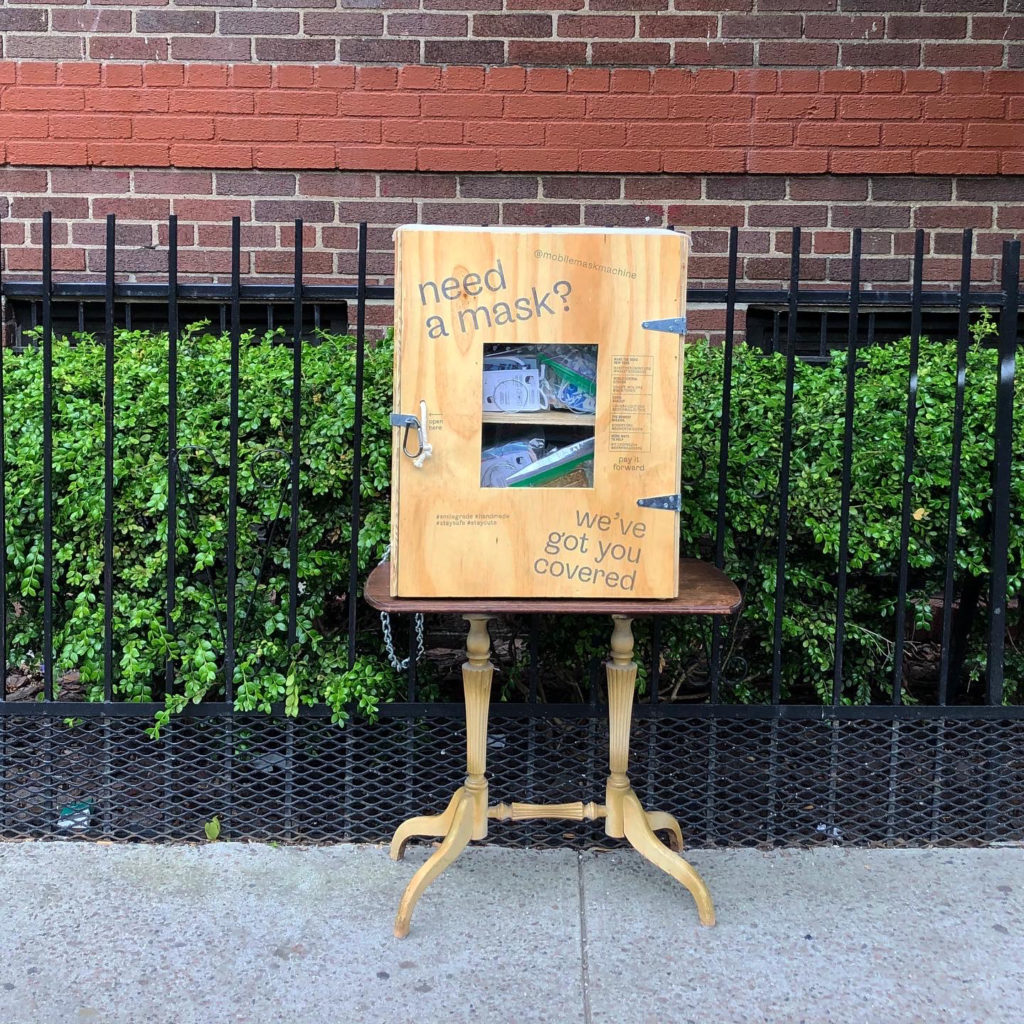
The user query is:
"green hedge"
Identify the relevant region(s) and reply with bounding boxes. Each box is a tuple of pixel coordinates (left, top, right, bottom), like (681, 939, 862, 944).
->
(4, 325, 398, 733)
(3, 314, 1020, 727)
(673, 309, 1022, 705)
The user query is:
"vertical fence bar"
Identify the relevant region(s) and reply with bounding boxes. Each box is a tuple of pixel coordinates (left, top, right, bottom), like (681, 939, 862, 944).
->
(986, 239, 1020, 707)
(771, 227, 801, 704)
(405, 635, 416, 702)
(222, 218, 242, 836)
(827, 228, 861, 839)
(288, 219, 303, 647)
(526, 617, 539, 801)
(892, 228, 925, 704)
(103, 215, 115, 703)
(102, 215, 116, 835)
(0, 217, 6, 832)
(585, 655, 599, 828)
(644, 618, 661, 807)
(527, 620, 539, 702)
(163, 215, 179, 834)
(648, 619, 661, 704)
(932, 230, 973, 840)
(983, 240, 1020, 839)
(406, 618, 418, 701)
(347, 223, 368, 671)
(165, 216, 179, 698)
(938, 230, 973, 704)
(0, 216, 6, 703)
(285, 219, 303, 840)
(42, 214, 54, 703)
(710, 226, 738, 699)
(705, 225, 738, 844)
(713, 226, 739, 577)
(832, 229, 861, 704)
(403, 628, 416, 818)
(766, 228, 801, 843)
(225, 217, 240, 704)
(886, 229, 925, 843)
(41, 214, 55, 833)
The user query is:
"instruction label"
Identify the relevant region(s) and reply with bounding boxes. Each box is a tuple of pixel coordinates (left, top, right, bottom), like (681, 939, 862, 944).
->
(609, 355, 653, 453)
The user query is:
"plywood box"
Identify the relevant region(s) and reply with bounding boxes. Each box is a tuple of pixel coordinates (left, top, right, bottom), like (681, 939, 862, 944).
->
(390, 225, 688, 599)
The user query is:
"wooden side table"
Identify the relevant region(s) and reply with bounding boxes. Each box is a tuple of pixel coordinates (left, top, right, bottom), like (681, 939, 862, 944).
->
(365, 558, 741, 938)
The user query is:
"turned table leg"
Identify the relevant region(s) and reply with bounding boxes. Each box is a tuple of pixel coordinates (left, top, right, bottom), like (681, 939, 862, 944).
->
(389, 614, 494, 938)
(603, 614, 716, 927)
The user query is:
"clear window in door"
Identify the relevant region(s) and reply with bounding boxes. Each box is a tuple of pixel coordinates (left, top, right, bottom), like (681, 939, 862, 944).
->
(480, 344, 597, 489)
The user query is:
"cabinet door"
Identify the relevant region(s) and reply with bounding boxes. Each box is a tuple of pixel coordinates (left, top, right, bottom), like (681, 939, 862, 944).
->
(391, 226, 686, 599)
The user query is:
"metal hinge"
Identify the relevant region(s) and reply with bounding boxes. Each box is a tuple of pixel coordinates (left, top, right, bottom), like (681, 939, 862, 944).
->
(637, 494, 682, 511)
(641, 316, 688, 335)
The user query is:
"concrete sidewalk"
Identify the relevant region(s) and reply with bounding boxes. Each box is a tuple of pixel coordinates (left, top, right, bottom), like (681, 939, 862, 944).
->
(2, 841, 1021, 1024)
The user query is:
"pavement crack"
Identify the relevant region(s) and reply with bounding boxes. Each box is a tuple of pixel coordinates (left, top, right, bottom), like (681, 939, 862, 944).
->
(577, 849, 593, 1024)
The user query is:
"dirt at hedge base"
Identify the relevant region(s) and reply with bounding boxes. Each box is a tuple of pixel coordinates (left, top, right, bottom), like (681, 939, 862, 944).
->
(5, 667, 84, 702)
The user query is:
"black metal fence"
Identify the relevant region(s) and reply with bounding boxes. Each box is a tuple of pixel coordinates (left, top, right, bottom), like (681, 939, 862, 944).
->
(0, 216, 1021, 847)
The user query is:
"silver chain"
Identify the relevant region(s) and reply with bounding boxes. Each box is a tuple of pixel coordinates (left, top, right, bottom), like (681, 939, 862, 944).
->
(377, 545, 425, 672)
(380, 608, 426, 672)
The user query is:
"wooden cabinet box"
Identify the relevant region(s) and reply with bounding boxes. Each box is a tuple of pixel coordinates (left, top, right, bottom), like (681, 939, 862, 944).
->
(389, 225, 688, 599)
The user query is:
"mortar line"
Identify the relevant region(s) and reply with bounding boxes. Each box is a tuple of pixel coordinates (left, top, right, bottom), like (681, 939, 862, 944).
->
(577, 850, 593, 1024)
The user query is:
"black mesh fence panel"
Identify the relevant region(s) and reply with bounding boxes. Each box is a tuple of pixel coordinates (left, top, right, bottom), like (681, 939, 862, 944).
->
(2, 714, 1022, 848)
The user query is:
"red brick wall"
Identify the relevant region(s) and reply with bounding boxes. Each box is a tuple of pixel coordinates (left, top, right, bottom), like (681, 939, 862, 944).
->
(2, 2, 1021, 69)
(0, 5, 1020, 307)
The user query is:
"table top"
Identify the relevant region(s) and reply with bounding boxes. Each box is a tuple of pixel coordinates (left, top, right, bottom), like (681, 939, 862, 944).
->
(364, 559, 741, 616)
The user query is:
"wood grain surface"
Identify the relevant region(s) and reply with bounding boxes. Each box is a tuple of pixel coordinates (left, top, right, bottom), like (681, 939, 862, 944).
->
(390, 225, 688, 599)
(365, 559, 741, 616)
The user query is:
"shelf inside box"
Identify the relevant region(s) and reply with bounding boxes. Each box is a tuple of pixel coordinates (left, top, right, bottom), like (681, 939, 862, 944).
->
(481, 411, 596, 426)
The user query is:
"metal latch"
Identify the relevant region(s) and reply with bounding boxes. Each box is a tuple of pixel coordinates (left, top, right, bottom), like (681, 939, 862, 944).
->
(390, 401, 433, 467)
(641, 317, 688, 335)
(389, 412, 423, 457)
(389, 412, 420, 430)
(637, 494, 682, 511)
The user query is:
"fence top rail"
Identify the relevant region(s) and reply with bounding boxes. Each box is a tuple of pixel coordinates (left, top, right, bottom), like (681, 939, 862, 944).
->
(0, 281, 393, 304)
(2, 699, 1023, 722)
(689, 288, 1012, 308)
(0, 281, 1015, 310)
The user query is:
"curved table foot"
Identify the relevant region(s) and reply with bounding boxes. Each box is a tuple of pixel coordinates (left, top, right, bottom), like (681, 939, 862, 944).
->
(394, 791, 476, 939)
(390, 789, 464, 862)
(622, 790, 715, 927)
(644, 809, 684, 853)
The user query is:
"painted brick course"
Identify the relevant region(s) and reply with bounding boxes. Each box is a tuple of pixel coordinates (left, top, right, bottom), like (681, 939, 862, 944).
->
(2, 1, 1022, 69)
(0, 62, 1021, 176)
